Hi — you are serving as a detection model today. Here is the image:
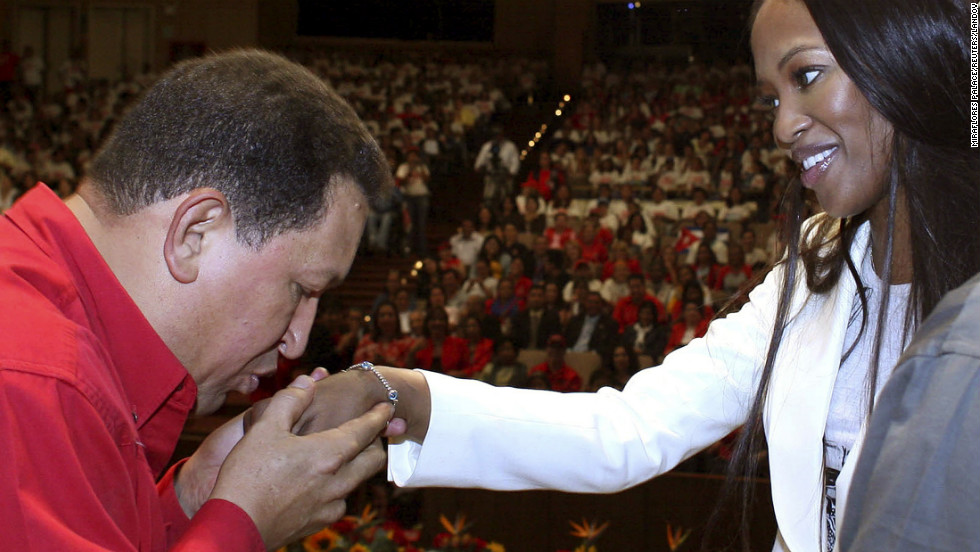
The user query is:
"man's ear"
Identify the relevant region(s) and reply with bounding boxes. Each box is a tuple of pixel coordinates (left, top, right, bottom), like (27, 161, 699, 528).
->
(163, 189, 232, 283)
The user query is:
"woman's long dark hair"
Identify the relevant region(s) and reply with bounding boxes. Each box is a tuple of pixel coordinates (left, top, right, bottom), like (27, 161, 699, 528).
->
(709, 1, 979, 550)
(370, 300, 403, 340)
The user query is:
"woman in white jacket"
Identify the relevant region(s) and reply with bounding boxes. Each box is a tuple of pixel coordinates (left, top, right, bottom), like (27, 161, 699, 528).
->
(292, 1, 977, 551)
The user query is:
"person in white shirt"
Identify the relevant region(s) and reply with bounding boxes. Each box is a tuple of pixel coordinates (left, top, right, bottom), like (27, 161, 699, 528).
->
(449, 219, 484, 271)
(397, 149, 431, 255)
(740, 227, 770, 271)
(680, 187, 718, 220)
(474, 126, 520, 204)
(643, 185, 680, 225)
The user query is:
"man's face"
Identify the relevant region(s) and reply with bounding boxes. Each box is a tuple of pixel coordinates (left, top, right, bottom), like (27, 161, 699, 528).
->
(545, 283, 559, 305)
(386, 271, 400, 292)
(553, 214, 568, 231)
(504, 224, 518, 243)
(547, 344, 565, 365)
(585, 294, 603, 316)
(629, 278, 646, 299)
(527, 288, 544, 310)
(442, 271, 458, 292)
(533, 236, 548, 255)
(186, 182, 367, 414)
(741, 231, 756, 251)
(409, 311, 426, 336)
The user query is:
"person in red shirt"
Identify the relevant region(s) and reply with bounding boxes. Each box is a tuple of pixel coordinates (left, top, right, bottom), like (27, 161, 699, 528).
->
(544, 210, 576, 250)
(715, 242, 754, 297)
(521, 150, 564, 202)
(353, 302, 417, 368)
(0, 51, 393, 551)
(577, 219, 608, 266)
(460, 315, 495, 377)
(507, 256, 534, 303)
(528, 335, 582, 392)
(663, 302, 711, 356)
(409, 307, 469, 376)
(613, 273, 666, 331)
(436, 242, 464, 278)
(600, 240, 642, 280)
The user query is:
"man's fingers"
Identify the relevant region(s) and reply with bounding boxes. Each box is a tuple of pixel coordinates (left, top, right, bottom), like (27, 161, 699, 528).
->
(310, 367, 329, 381)
(258, 374, 317, 431)
(309, 402, 392, 474)
(312, 439, 387, 504)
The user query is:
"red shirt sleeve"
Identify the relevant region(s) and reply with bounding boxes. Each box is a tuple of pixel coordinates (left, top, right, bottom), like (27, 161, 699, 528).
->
(155, 462, 263, 551)
(173, 500, 264, 551)
(0, 371, 263, 551)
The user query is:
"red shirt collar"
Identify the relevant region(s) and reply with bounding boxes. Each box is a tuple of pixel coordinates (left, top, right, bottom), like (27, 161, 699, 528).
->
(6, 186, 196, 455)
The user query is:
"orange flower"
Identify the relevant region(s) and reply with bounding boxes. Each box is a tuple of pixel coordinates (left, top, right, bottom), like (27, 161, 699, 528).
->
(355, 504, 378, 525)
(569, 519, 610, 540)
(665, 523, 692, 551)
(439, 513, 470, 535)
(303, 526, 339, 551)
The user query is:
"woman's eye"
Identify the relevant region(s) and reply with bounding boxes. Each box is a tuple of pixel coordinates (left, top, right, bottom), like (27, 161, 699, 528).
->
(795, 69, 820, 87)
(757, 96, 779, 110)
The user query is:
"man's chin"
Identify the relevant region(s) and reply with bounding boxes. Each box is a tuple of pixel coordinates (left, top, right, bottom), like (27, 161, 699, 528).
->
(191, 392, 227, 416)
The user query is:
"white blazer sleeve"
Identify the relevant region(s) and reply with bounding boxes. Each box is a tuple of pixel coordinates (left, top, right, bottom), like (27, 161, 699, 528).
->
(388, 261, 785, 492)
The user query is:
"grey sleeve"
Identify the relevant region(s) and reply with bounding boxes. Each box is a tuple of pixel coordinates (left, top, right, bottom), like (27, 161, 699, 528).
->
(840, 275, 980, 552)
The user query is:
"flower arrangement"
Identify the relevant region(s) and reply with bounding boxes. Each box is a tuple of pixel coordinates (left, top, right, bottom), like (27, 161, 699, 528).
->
(279, 508, 502, 552)
(282, 510, 690, 552)
(278, 506, 422, 552)
(665, 523, 692, 551)
(430, 514, 505, 552)
(560, 518, 610, 552)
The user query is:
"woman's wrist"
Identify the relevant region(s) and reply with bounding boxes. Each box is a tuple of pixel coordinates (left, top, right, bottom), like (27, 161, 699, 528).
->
(376, 366, 431, 442)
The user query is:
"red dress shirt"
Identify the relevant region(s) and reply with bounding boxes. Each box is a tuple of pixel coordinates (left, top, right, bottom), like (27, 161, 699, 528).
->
(0, 186, 263, 550)
(353, 335, 417, 368)
(578, 239, 608, 265)
(463, 338, 495, 377)
(413, 335, 469, 374)
(529, 362, 582, 392)
(544, 226, 574, 250)
(663, 319, 711, 356)
(612, 294, 666, 331)
(599, 258, 642, 280)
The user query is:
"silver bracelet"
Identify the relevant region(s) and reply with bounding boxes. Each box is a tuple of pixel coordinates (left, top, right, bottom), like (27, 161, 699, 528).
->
(344, 361, 398, 407)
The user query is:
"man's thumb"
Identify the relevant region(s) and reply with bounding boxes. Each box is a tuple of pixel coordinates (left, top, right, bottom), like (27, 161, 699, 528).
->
(262, 374, 316, 430)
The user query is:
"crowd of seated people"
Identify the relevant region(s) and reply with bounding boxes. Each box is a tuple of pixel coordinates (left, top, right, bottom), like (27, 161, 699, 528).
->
(335, 57, 805, 401)
(0, 46, 546, 232)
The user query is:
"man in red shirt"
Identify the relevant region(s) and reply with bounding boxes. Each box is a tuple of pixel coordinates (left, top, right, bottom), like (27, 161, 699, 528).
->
(613, 273, 666, 331)
(0, 51, 395, 550)
(528, 335, 582, 392)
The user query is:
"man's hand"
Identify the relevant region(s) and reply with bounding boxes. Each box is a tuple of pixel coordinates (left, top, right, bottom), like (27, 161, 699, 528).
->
(176, 369, 332, 518)
(174, 411, 245, 518)
(209, 374, 390, 550)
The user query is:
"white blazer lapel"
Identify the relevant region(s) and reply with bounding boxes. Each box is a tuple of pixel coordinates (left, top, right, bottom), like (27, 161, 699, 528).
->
(765, 221, 868, 551)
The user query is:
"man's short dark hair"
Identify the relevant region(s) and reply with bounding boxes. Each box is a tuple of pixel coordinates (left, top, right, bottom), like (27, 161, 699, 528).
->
(88, 49, 392, 247)
(545, 249, 564, 267)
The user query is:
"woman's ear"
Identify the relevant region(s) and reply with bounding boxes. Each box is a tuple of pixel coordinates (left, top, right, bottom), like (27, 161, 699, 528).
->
(163, 189, 232, 283)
